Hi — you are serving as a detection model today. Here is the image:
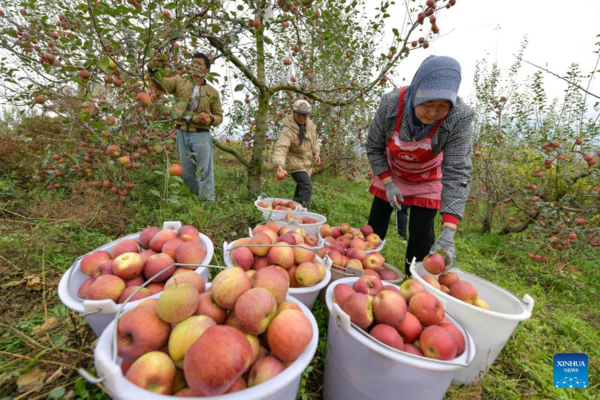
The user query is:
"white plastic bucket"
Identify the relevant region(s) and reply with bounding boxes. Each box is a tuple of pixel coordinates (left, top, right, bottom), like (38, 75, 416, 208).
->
(92, 287, 318, 400)
(266, 210, 327, 236)
(248, 228, 321, 251)
(410, 261, 534, 385)
(223, 241, 331, 309)
(318, 226, 385, 254)
(57, 221, 214, 337)
(254, 196, 306, 219)
(323, 277, 476, 400)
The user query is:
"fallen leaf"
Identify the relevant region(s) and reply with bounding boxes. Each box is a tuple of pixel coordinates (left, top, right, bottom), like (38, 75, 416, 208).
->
(16, 365, 45, 392)
(33, 317, 59, 335)
(1, 280, 23, 289)
(26, 274, 42, 291)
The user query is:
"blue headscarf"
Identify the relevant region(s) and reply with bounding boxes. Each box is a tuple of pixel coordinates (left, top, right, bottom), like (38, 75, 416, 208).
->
(405, 55, 462, 140)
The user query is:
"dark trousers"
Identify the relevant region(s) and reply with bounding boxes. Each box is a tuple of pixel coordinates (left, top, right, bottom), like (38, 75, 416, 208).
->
(291, 171, 312, 210)
(396, 205, 410, 240)
(368, 196, 437, 276)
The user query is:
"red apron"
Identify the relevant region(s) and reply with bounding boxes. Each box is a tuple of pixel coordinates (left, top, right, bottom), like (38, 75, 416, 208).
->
(369, 86, 445, 209)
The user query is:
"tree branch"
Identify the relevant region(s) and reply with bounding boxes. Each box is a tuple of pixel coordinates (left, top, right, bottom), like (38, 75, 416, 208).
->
(212, 138, 249, 167)
(515, 55, 600, 100)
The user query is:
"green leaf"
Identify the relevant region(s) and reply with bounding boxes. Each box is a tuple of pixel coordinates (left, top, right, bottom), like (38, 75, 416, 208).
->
(48, 387, 66, 399)
(98, 56, 110, 72)
(150, 189, 161, 197)
(234, 84, 244, 92)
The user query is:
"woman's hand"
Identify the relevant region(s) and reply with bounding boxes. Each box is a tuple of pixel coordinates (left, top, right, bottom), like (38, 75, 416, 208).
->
(430, 226, 456, 270)
(383, 180, 404, 210)
(276, 165, 287, 180)
(314, 154, 321, 165)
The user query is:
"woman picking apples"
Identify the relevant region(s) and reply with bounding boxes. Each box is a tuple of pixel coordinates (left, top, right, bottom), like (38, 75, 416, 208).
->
(273, 99, 321, 210)
(366, 55, 474, 276)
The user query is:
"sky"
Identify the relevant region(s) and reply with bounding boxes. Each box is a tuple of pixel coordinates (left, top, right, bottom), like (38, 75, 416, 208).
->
(385, 0, 600, 109)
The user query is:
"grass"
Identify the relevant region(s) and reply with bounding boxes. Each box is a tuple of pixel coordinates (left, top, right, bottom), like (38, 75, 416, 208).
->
(0, 155, 598, 399)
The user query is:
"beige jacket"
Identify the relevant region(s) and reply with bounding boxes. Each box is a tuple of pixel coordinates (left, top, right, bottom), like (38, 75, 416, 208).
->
(273, 114, 320, 176)
(150, 74, 223, 131)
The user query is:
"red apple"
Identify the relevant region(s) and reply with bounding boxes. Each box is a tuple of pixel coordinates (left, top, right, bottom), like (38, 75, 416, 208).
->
(235, 288, 277, 334)
(353, 275, 384, 296)
(319, 224, 333, 237)
(342, 292, 374, 329)
(112, 239, 141, 258)
(333, 284, 356, 309)
(165, 269, 206, 293)
(420, 325, 457, 360)
(439, 322, 466, 356)
(449, 281, 478, 304)
(117, 304, 171, 361)
(162, 238, 184, 259)
(252, 267, 288, 305)
(144, 253, 176, 282)
(295, 262, 320, 287)
(266, 242, 295, 268)
(400, 279, 426, 302)
(112, 252, 144, 280)
(370, 324, 404, 351)
(210, 267, 252, 310)
(249, 232, 272, 256)
(118, 286, 151, 304)
(363, 252, 385, 270)
(139, 227, 161, 249)
(403, 343, 424, 356)
(169, 315, 216, 368)
(87, 274, 125, 302)
(149, 229, 178, 252)
(373, 289, 407, 326)
(77, 277, 94, 299)
(366, 233, 381, 248)
(175, 242, 207, 266)
(422, 275, 441, 290)
(178, 225, 200, 243)
(423, 253, 445, 275)
(80, 251, 111, 276)
(395, 311, 422, 343)
(408, 292, 445, 326)
(157, 283, 200, 323)
(248, 356, 286, 387)
(266, 309, 313, 362)
(438, 272, 459, 288)
(184, 325, 253, 396)
(92, 260, 114, 279)
(125, 351, 176, 394)
(379, 268, 398, 281)
(194, 292, 227, 323)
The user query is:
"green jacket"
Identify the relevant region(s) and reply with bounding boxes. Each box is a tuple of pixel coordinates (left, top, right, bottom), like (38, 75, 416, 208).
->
(273, 114, 320, 176)
(150, 74, 223, 131)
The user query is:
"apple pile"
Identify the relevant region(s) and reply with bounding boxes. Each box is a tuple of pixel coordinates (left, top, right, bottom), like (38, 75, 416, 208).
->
(229, 222, 327, 288)
(319, 223, 383, 251)
(333, 276, 466, 361)
(419, 272, 492, 310)
(256, 199, 300, 211)
(117, 266, 313, 396)
(76, 225, 207, 303)
(317, 224, 397, 281)
(275, 213, 321, 225)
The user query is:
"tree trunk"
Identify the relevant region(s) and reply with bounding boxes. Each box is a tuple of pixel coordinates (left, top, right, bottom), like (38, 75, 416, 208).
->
(246, 19, 268, 199)
(482, 201, 495, 233)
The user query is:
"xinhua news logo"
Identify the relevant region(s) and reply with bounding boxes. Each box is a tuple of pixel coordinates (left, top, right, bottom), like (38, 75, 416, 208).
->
(553, 353, 588, 389)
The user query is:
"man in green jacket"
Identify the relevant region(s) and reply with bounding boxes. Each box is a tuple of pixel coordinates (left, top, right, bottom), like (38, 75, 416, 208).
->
(148, 53, 223, 202)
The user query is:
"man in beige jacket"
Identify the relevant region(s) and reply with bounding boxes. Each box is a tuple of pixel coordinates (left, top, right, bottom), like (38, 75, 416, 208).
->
(273, 100, 320, 210)
(148, 53, 223, 202)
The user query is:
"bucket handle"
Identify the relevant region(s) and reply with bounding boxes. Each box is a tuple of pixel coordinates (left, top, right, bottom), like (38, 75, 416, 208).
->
(330, 292, 473, 367)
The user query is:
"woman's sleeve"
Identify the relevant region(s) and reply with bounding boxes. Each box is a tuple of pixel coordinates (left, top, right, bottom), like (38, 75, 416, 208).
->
(366, 93, 392, 176)
(273, 128, 291, 167)
(440, 106, 475, 222)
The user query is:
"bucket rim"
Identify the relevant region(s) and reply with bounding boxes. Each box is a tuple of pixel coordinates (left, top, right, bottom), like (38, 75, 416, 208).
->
(325, 277, 477, 371)
(92, 288, 319, 399)
(410, 262, 535, 321)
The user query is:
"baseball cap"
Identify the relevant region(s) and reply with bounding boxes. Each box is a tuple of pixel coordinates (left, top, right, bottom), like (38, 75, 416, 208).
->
(293, 99, 311, 114)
